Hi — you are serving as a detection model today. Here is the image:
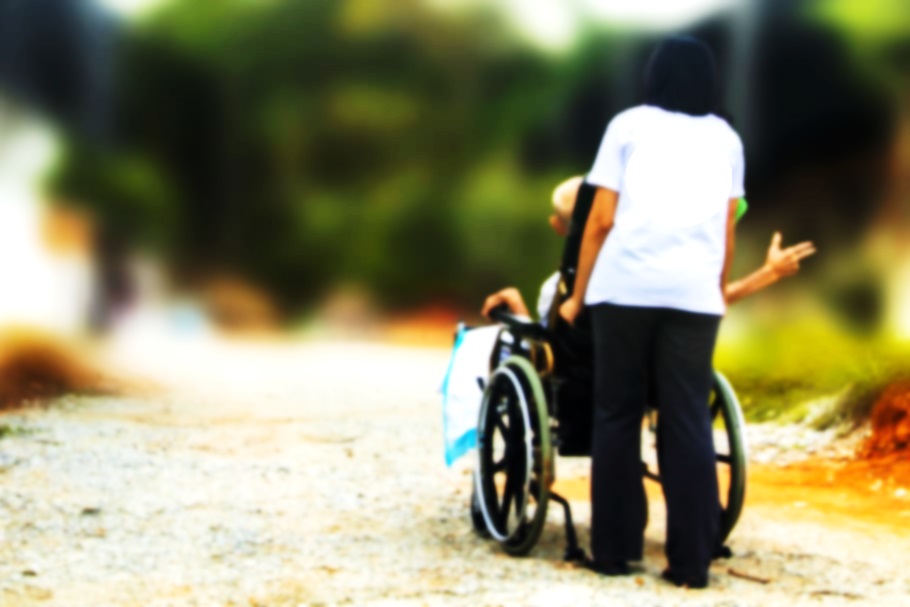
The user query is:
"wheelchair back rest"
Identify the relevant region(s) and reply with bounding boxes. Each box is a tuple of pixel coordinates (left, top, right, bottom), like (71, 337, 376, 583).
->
(539, 180, 597, 375)
(559, 180, 598, 299)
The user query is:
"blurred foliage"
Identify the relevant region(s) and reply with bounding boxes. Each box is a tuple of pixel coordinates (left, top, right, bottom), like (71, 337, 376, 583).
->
(50, 146, 179, 251)
(36, 0, 910, 426)
(812, 0, 910, 91)
(50, 0, 616, 311)
(813, 0, 910, 44)
(45, 0, 910, 341)
(716, 314, 910, 428)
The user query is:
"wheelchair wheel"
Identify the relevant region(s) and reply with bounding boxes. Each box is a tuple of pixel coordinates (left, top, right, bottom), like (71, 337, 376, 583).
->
(475, 355, 552, 556)
(711, 371, 748, 543)
(469, 477, 491, 538)
(643, 371, 747, 544)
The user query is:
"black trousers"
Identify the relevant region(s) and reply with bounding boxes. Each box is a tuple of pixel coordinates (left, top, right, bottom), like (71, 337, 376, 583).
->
(589, 303, 721, 578)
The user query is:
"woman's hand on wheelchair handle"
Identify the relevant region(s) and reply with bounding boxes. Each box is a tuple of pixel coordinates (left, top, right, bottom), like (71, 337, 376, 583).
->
(559, 297, 583, 326)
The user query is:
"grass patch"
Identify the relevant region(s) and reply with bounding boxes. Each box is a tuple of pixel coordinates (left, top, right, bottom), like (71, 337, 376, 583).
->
(716, 316, 910, 430)
(0, 423, 33, 440)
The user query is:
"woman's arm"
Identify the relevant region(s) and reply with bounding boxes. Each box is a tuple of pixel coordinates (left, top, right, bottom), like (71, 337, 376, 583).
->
(725, 232, 816, 304)
(558, 186, 619, 324)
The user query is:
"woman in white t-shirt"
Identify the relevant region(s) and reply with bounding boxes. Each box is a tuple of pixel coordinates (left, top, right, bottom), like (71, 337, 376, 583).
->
(559, 37, 742, 588)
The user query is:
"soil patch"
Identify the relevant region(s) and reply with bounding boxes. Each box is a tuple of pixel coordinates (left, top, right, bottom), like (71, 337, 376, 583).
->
(0, 328, 113, 409)
(382, 305, 468, 347)
(862, 380, 910, 458)
(553, 456, 910, 540)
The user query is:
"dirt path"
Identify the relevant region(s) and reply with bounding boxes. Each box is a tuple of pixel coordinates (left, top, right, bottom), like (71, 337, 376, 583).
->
(0, 339, 908, 606)
(555, 456, 910, 541)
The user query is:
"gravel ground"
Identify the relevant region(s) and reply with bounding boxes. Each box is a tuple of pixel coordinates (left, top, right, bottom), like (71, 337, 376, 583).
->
(0, 340, 908, 607)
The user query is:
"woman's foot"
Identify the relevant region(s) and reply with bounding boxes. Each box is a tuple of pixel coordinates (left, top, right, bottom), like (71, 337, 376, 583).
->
(583, 558, 632, 576)
(661, 568, 708, 589)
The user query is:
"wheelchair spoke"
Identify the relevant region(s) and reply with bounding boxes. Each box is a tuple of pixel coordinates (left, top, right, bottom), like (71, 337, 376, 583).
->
(710, 397, 722, 420)
(500, 474, 515, 527)
(500, 422, 526, 528)
(531, 447, 543, 476)
(512, 480, 525, 520)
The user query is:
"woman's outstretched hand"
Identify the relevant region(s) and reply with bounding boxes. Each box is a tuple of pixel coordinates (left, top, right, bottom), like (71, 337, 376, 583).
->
(559, 297, 583, 326)
(765, 232, 816, 279)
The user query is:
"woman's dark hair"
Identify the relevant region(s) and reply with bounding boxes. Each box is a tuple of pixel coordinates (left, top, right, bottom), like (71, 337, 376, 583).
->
(643, 36, 720, 117)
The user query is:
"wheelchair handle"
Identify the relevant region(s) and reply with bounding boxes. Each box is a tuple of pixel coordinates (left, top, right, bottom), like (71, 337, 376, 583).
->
(488, 305, 549, 341)
(488, 304, 529, 325)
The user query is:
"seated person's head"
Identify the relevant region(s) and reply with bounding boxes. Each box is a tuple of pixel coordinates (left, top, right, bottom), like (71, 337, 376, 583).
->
(550, 175, 584, 237)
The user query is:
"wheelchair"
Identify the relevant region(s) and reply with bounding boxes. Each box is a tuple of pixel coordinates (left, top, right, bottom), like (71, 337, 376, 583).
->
(468, 183, 748, 560)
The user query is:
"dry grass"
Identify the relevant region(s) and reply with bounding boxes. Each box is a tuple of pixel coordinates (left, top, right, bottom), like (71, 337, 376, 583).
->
(862, 380, 910, 457)
(0, 327, 115, 410)
(716, 316, 910, 430)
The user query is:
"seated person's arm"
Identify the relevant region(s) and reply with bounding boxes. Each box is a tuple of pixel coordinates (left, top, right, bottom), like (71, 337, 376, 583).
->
(721, 197, 738, 295)
(481, 287, 530, 319)
(725, 232, 816, 305)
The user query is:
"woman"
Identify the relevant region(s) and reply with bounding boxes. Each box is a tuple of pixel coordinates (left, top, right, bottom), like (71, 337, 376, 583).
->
(559, 37, 743, 588)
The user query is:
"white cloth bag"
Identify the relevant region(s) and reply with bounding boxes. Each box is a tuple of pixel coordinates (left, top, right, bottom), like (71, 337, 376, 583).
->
(439, 325, 500, 466)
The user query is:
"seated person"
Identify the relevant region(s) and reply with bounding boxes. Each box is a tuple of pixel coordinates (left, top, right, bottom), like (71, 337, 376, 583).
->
(482, 175, 816, 323)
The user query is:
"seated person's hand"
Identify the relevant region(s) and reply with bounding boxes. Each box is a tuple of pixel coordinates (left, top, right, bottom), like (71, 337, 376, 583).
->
(481, 287, 530, 320)
(559, 297, 583, 326)
(765, 232, 816, 279)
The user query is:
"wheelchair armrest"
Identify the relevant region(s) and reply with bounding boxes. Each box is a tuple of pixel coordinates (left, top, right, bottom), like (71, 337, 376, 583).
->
(488, 305, 549, 341)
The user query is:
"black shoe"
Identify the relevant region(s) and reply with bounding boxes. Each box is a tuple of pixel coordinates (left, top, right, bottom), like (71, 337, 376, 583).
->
(583, 557, 631, 576)
(662, 568, 708, 589)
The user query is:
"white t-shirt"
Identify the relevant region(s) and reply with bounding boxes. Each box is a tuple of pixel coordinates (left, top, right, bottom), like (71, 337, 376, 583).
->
(585, 105, 745, 315)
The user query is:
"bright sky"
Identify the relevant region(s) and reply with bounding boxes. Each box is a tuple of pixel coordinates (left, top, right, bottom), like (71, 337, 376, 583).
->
(100, 0, 739, 47)
(97, 0, 162, 17)
(501, 0, 740, 50)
